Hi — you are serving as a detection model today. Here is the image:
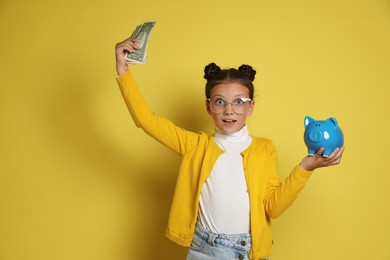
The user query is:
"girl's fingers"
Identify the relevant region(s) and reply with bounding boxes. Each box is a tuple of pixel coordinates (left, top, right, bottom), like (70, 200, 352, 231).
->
(326, 147, 345, 165)
(117, 42, 135, 52)
(314, 148, 325, 158)
(116, 38, 139, 53)
(329, 147, 340, 158)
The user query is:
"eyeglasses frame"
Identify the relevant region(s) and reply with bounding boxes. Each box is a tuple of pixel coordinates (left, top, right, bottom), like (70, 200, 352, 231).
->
(206, 97, 253, 115)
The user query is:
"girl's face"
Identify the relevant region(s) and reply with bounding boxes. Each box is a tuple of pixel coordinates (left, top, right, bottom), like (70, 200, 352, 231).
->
(206, 82, 254, 135)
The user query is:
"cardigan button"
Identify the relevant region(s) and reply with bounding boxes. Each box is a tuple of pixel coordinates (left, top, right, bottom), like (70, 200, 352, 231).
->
(241, 240, 246, 246)
(238, 254, 244, 260)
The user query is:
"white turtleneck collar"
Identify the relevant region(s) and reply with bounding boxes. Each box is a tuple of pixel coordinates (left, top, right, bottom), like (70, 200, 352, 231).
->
(214, 125, 251, 144)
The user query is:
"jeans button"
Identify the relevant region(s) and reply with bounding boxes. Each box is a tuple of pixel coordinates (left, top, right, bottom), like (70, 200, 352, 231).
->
(241, 240, 246, 246)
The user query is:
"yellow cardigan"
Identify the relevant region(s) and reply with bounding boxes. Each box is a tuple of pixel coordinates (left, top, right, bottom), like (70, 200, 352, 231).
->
(117, 71, 313, 259)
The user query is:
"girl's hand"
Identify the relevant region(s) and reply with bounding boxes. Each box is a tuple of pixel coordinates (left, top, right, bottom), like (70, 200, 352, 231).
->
(115, 38, 138, 76)
(299, 147, 345, 171)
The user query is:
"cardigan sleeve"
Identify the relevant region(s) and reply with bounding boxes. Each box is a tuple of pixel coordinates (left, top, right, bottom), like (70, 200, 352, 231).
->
(116, 71, 200, 155)
(263, 141, 313, 219)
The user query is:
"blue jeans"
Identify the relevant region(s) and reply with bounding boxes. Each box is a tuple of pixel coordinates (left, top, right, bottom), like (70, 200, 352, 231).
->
(186, 223, 270, 260)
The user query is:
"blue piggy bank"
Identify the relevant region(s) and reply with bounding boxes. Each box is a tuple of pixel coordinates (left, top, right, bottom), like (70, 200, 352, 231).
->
(304, 116, 344, 157)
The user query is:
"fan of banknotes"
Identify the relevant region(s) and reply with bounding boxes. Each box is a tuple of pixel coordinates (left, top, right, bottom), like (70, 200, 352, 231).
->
(125, 22, 156, 64)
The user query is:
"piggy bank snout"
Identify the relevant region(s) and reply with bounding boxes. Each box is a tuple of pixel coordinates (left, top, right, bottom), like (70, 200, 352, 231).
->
(308, 130, 323, 142)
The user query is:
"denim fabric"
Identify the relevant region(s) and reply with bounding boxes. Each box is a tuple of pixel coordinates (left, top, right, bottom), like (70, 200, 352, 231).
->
(186, 223, 270, 260)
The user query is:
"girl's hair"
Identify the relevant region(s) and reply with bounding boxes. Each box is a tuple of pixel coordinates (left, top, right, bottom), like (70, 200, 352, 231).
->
(204, 62, 257, 99)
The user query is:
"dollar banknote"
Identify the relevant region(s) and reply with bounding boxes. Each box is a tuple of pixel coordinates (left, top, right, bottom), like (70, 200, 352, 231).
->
(125, 22, 156, 64)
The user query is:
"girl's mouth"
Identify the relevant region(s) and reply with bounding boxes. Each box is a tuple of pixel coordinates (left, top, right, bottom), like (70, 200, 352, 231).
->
(223, 119, 237, 123)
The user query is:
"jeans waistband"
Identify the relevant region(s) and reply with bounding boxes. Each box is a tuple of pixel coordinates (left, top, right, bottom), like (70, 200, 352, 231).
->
(195, 222, 251, 250)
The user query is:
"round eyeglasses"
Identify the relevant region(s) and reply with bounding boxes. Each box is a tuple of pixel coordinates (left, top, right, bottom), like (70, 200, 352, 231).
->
(207, 97, 252, 115)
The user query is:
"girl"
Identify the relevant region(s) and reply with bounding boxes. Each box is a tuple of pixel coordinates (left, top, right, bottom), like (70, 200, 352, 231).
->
(115, 38, 344, 260)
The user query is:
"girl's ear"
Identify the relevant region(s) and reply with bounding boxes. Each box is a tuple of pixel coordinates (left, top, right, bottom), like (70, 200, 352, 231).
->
(247, 100, 255, 116)
(205, 100, 211, 114)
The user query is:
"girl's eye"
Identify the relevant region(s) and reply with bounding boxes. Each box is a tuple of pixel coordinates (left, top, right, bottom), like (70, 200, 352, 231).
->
(234, 98, 245, 105)
(214, 98, 226, 106)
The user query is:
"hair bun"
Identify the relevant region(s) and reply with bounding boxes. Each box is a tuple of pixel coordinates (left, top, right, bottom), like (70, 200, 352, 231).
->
(238, 64, 256, 81)
(204, 62, 221, 81)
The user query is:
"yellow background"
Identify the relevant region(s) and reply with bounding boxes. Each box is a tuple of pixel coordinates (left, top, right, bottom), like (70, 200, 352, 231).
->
(1, 0, 389, 259)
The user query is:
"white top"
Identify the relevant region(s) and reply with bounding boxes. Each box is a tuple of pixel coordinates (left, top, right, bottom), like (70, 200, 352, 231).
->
(198, 125, 252, 234)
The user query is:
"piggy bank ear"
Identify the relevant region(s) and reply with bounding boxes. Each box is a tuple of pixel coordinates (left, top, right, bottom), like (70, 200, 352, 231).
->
(304, 116, 314, 128)
(327, 117, 338, 127)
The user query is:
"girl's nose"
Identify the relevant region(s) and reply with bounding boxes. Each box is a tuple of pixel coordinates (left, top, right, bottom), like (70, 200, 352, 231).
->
(224, 103, 234, 115)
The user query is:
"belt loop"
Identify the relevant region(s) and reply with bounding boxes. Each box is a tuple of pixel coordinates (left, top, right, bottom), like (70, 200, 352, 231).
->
(207, 233, 217, 246)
